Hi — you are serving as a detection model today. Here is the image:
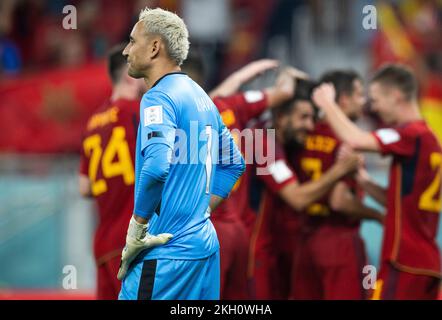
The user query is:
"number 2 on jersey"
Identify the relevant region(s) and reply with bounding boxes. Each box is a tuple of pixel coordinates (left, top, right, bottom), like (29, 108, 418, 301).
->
(418, 152, 442, 213)
(83, 126, 135, 196)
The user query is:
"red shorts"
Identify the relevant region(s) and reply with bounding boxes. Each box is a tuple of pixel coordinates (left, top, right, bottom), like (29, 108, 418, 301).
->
(290, 225, 368, 300)
(248, 197, 302, 299)
(249, 227, 300, 300)
(250, 243, 296, 299)
(372, 261, 440, 300)
(96, 255, 122, 300)
(241, 207, 257, 239)
(212, 219, 249, 299)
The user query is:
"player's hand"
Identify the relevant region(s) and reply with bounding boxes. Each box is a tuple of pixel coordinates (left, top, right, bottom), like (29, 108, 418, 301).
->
(356, 166, 371, 186)
(280, 66, 309, 80)
(209, 59, 279, 98)
(273, 70, 296, 101)
(312, 83, 336, 110)
(117, 216, 173, 281)
(336, 146, 360, 176)
(274, 66, 309, 92)
(336, 143, 354, 161)
(337, 144, 365, 168)
(266, 66, 310, 108)
(376, 213, 386, 225)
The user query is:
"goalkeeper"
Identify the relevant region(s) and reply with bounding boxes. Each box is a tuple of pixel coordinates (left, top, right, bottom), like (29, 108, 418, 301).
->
(117, 8, 245, 300)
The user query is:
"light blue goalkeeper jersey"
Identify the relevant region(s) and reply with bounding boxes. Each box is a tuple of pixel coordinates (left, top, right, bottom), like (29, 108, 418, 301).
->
(133, 72, 245, 261)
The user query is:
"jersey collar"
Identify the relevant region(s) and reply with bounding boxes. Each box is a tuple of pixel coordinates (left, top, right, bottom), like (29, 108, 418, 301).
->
(151, 72, 186, 89)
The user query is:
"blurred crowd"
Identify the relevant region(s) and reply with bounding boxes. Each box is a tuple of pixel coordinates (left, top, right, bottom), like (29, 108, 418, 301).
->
(0, 0, 441, 151)
(0, 0, 137, 74)
(0, 0, 440, 81)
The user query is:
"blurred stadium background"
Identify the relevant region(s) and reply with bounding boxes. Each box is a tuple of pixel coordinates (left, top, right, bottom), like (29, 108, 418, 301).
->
(0, 0, 441, 299)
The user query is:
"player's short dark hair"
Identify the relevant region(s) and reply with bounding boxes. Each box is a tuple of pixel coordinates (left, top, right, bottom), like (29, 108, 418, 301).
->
(272, 78, 317, 118)
(319, 70, 361, 101)
(108, 44, 127, 84)
(370, 63, 418, 101)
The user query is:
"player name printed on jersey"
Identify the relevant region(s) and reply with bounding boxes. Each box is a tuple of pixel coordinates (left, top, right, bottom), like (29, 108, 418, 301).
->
(195, 95, 215, 112)
(87, 106, 119, 131)
(305, 134, 337, 153)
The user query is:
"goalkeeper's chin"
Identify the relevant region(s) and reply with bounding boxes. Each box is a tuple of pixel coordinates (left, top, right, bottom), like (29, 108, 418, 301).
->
(127, 67, 144, 79)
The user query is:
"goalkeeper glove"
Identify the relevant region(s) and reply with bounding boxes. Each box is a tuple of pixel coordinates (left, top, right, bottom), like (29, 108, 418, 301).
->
(117, 216, 173, 281)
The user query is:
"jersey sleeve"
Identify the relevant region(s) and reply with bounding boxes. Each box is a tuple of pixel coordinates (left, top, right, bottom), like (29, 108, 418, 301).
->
(214, 90, 268, 128)
(139, 91, 177, 155)
(133, 91, 177, 219)
(255, 132, 297, 192)
(371, 126, 416, 157)
(79, 155, 88, 176)
(211, 115, 246, 198)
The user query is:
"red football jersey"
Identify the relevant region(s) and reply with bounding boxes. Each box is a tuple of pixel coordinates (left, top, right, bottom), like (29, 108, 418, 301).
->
(211, 91, 268, 222)
(288, 121, 362, 229)
(79, 98, 139, 264)
(372, 120, 442, 277)
(251, 131, 302, 253)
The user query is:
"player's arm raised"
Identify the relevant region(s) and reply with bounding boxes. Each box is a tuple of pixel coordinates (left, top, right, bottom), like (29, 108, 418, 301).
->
(209, 59, 279, 99)
(278, 151, 360, 212)
(210, 61, 308, 110)
(313, 83, 380, 152)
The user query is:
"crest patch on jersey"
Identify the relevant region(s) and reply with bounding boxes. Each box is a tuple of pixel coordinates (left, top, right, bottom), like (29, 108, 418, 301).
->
(144, 105, 163, 126)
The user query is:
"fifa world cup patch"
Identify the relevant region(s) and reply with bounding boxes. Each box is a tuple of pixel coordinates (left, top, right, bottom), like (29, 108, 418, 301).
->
(244, 90, 264, 103)
(267, 159, 294, 183)
(375, 128, 400, 145)
(144, 105, 163, 126)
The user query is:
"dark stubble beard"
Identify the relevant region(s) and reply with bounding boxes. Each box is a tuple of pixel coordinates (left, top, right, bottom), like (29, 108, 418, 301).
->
(282, 126, 307, 151)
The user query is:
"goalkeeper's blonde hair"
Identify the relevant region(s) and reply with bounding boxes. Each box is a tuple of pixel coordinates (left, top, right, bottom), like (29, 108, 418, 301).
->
(139, 7, 189, 66)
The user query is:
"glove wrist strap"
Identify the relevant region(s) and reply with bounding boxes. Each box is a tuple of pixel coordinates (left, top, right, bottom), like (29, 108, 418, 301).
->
(128, 216, 148, 239)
